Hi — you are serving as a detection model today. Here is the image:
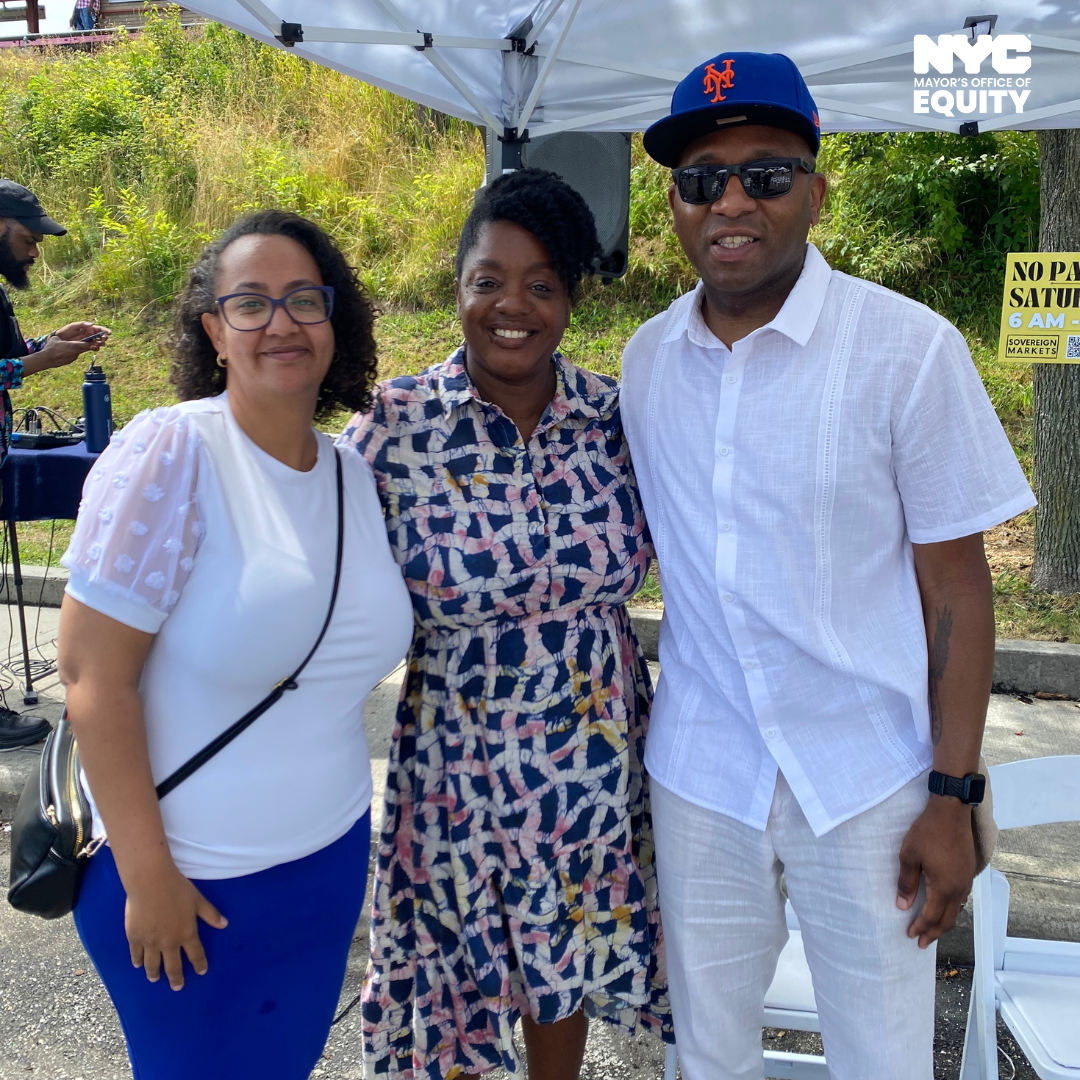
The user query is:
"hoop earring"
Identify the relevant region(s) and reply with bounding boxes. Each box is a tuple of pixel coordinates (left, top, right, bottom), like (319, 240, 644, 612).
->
(216, 354, 227, 368)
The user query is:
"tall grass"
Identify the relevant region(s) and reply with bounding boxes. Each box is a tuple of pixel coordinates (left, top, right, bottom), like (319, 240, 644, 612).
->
(1, 15, 485, 312)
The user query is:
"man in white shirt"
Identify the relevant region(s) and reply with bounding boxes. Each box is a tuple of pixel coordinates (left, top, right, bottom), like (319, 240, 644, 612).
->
(622, 52, 1035, 1079)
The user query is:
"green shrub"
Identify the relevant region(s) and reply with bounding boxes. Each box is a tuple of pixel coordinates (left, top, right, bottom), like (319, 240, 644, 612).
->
(85, 187, 205, 306)
(812, 130, 1040, 335)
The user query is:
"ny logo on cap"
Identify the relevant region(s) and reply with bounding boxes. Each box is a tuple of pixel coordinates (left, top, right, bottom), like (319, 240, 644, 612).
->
(703, 59, 736, 103)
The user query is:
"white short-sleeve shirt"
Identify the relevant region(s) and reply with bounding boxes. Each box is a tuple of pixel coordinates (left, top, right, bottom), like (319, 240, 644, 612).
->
(62, 395, 414, 878)
(621, 244, 1035, 836)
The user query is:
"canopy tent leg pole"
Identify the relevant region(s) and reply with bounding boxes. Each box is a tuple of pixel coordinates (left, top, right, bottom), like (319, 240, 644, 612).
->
(484, 128, 526, 185)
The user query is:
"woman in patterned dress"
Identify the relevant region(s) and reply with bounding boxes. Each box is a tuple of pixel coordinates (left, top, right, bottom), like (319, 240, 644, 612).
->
(339, 169, 669, 1079)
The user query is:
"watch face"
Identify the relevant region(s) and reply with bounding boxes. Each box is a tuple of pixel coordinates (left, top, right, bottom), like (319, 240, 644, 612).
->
(964, 775, 987, 804)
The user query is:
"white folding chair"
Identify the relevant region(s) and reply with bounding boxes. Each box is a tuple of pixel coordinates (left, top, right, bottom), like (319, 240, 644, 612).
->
(664, 901, 829, 1079)
(960, 755, 1080, 1080)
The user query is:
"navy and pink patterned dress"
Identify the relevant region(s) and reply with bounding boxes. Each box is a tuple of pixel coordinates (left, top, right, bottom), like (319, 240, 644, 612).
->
(339, 347, 670, 1078)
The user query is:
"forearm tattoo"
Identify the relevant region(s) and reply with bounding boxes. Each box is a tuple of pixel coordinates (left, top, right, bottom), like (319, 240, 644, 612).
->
(928, 605, 953, 745)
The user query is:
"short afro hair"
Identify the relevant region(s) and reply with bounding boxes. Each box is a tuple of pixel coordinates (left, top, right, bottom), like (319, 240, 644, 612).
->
(454, 168, 602, 303)
(168, 210, 378, 421)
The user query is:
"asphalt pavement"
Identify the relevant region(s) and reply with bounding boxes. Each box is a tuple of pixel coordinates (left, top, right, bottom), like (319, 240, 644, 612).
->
(0, 810, 1045, 1080)
(0, 665, 673, 1080)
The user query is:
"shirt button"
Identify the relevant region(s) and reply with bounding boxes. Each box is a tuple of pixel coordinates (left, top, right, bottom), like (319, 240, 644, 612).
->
(743, 659, 756, 670)
(722, 522, 732, 532)
(723, 592, 734, 602)
(725, 374, 737, 384)
(765, 728, 777, 739)
(719, 447, 730, 457)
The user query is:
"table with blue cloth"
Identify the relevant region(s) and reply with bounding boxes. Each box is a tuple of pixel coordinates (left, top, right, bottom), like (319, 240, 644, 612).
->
(1, 441, 98, 522)
(1, 441, 99, 702)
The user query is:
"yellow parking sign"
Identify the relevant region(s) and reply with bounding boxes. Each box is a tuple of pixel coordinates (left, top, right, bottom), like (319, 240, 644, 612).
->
(998, 252, 1080, 363)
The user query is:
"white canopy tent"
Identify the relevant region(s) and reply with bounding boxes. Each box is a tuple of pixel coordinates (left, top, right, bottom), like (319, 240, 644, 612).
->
(180, 0, 1080, 156)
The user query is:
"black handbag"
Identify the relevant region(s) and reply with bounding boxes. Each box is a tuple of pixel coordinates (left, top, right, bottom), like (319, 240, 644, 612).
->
(7, 449, 344, 919)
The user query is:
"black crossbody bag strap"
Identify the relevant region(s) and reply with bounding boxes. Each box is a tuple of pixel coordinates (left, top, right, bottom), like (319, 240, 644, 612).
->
(155, 448, 345, 800)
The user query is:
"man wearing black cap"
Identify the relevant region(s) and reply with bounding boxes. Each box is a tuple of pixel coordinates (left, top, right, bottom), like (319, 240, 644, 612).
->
(0, 180, 108, 749)
(620, 53, 1034, 1078)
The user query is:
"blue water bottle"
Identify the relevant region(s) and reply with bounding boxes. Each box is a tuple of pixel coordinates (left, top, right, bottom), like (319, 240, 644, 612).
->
(82, 364, 113, 454)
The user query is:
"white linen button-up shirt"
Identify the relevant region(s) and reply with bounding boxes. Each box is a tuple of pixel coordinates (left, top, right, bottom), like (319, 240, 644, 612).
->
(621, 244, 1035, 836)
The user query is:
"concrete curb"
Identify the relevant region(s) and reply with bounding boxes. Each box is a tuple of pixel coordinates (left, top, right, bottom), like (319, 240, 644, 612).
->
(991, 637, 1080, 698)
(629, 608, 662, 664)
(5, 577, 1079, 699)
(0, 564, 67, 609)
(628, 608, 1080, 698)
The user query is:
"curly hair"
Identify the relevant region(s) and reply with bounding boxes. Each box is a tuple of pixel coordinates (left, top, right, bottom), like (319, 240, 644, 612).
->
(168, 210, 377, 420)
(454, 168, 602, 303)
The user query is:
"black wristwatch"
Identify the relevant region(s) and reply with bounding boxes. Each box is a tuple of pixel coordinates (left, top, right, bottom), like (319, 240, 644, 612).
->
(928, 770, 986, 805)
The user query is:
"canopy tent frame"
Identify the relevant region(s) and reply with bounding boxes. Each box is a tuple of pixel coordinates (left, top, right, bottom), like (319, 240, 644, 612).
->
(235, 0, 593, 143)
(191, 1, 1080, 187)
(212, 0, 1080, 155)
(236, 0, 511, 129)
(514, 0, 580, 133)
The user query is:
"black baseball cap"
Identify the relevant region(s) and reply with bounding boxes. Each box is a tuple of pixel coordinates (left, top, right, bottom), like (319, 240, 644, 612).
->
(0, 180, 66, 236)
(644, 52, 820, 168)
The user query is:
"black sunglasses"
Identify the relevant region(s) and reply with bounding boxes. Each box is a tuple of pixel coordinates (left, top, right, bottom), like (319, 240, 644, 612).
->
(671, 158, 816, 204)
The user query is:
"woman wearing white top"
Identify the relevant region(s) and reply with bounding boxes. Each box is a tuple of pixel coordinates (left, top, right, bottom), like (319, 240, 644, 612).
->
(57, 211, 414, 1080)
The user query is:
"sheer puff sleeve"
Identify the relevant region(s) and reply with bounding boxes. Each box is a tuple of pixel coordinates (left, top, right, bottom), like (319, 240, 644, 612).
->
(61, 406, 204, 634)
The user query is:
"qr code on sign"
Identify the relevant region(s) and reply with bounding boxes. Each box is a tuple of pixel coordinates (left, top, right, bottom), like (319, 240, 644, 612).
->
(1068, 335, 1080, 360)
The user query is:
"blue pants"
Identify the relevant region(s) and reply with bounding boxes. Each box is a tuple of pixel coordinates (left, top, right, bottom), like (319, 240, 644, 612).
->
(74, 813, 371, 1080)
(72, 8, 96, 29)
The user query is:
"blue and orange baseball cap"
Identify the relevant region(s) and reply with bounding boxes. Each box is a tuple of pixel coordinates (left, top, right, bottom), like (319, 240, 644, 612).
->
(643, 52, 820, 167)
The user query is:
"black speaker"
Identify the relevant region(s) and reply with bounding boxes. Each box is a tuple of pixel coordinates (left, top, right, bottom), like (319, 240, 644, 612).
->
(522, 131, 631, 280)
